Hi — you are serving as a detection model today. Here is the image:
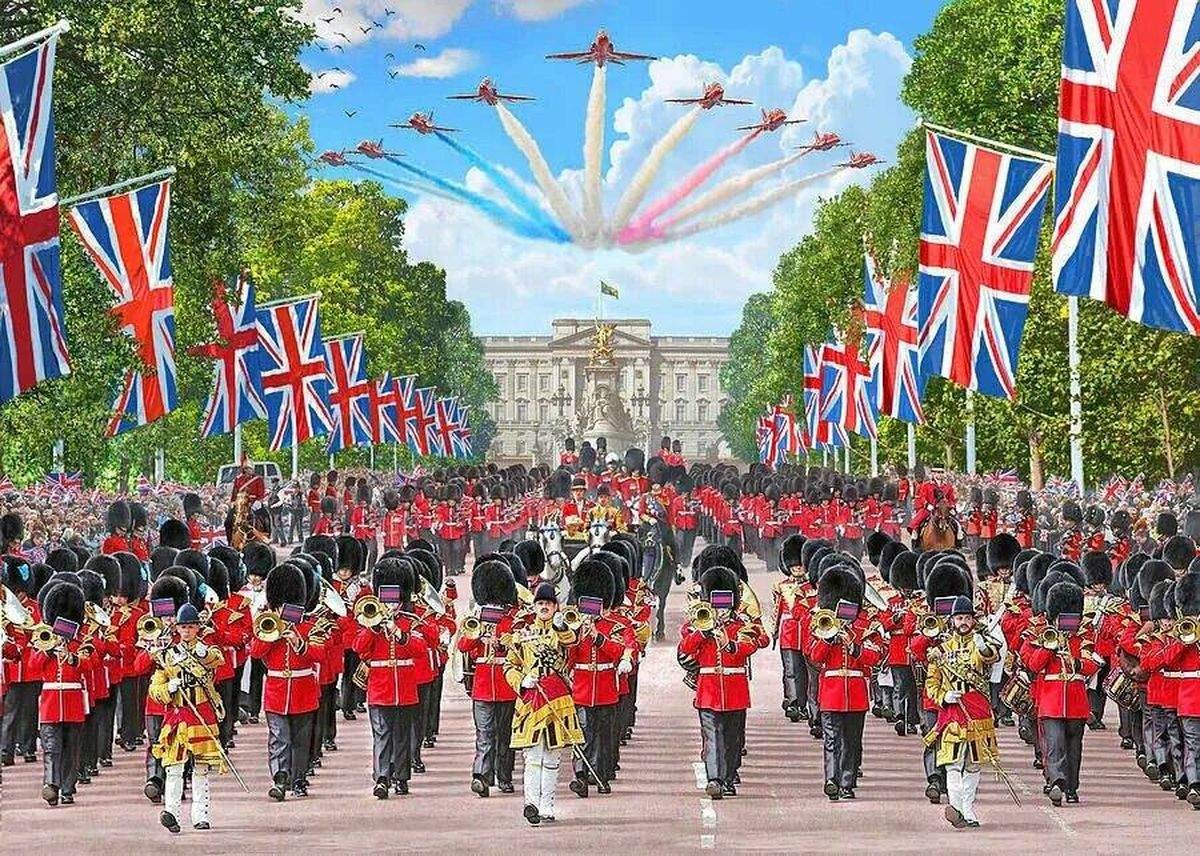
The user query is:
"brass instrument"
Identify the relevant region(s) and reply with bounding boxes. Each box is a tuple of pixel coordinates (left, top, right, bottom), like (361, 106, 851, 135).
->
(1, 587, 32, 629)
(461, 614, 484, 641)
(84, 601, 111, 628)
(253, 610, 284, 643)
(352, 661, 370, 690)
(810, 608, 843, 641)
(417, 577, 446, 615)
(1039, 626, 1066, 651)
(137, 614, 165, 643)
(920, 613, 945, 639)
(30, 623, 59, 653)
(561, 606, 584, 631)
(1174, 617, 1198, 645)
(354, 595, 386, 629)
(689, 602, 716, 633)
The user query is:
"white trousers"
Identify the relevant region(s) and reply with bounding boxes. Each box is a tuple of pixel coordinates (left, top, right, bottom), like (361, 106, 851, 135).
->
(522, 742, 562, 817)
(946, 757, 981, 822)
(165, 763, 212, 827)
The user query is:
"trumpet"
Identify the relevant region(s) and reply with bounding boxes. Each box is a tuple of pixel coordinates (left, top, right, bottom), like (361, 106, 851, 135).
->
(688, 602, 716, 633)
(561, 606, 584, 631)
(1174, 617, 1198, 645)
(138, 614, 165, 643)
(1039, 626, 1067, 651)
(810, 608, 844, 641)
(253, 610, 284, 643)
(30, 623, 59, 653)
(354, 595, 386, 629)
(920, 614, 945, 639)
(461, 614, 484, 640)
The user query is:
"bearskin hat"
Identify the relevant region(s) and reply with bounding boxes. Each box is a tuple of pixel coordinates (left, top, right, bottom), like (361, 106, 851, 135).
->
(265, 564, 307, 611)
(987, 533, 1022, 573)
(1015, 490, 1033, 511)
(1163, 535, 1196, 571)
(383, 489, 400, 511)
(624, 448, 645, 474)
(983, 488, 999, 506)
(975, 544, 991, 580)
(242, 541, 275, 580)
(1138, 559, 1174, 601)
(335, 535, 363, 574)
(181, 492, 202, 519)
(720, 481, 739, 501)
(42, 580, 85, 626)
(865, 531, 891, 567)
(1184, 510, 1200, 542)
(818, 565, 864, 611)
(45, 547, 79, 576)
(160, 566, 203, 609)
(969, 486, 983, 506)
(407, 548, 442, 590)
(319, 496, 337, 516)
(780, 534, 806, 572)
(373, 556, 416, 603)
(593, 551, 630, 593)
(1, 512, 23, 547)
(149, 546, 178, 581)
(801, 539, 832, 571)
(915, 551, 940, 590)
(113, 552, 144, 601)
(565, 437, 576, 452)
(878, 541, 906, 582)
(208, 545, 244, 592)
(1149, 580, 1175, 621)
(85, 555, 121, 597)
(1026, 552, 1056, 598)
(148, 575, 189, 611)
(925, 562, 971, 609)
(1109, 510, 1131, 535)
(159, 518, 191, 551)
(1157, 511, 1178, 538)
(806, 545, 832, 587)
(106, 501, 131, 534)
(513, 540, 545, 581)
(602, 540, 641, 582)
(398, 485, 417, 504)
(1032, 569, 1065, 614)
(207, 558, 231, 601)
(304, 535, 339, 569)
(694, 544, 745, 581)
(579, 444, 596, 470)
(571, 559, 615, 606)
(1, 555, 35, 596)
(1081, 551, 1113, 588)
(1175, 573, 1200, 618)
(1061, 501, 1082, 524)
(890, 551, 919, 593)
(129, 503, 147, 531)
(700, 566, 741, 610)
(176, 549, 210, 581)
(1122, 552, 1150, 590)
(1046, 580, 1084, 622)
(471, 558, 517, 607)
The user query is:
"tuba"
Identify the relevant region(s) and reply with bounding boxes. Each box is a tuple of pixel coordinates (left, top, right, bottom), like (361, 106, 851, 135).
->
(560, 606, 584, 631)
(920, 613, 945, 638)
(253, 610, 283, 643)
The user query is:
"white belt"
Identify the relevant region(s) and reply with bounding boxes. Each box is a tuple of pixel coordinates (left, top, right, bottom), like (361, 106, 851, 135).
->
(476, 657, 506, 665)
(267, 668, 314, 679)
(576, 663, 614, 672)
(1044, 674, 1084, 682)
(369, 659, 414, 668)
(825, 669, 864, 678)
(1172, 671, 1200, 679)
(43, 682, 83, 691)
(698, 666, 746, 675)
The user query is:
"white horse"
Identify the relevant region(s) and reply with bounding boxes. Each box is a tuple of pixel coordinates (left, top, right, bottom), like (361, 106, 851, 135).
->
(569, 518, 616, 573)
(537, 520, 572, 601)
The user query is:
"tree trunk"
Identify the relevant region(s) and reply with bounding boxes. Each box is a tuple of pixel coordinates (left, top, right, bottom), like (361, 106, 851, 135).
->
(1155, 387, 1176, 478)
(118, 456, 130, 495)
(943, 442, 954, 472)
(1028, 431, 1044, 491)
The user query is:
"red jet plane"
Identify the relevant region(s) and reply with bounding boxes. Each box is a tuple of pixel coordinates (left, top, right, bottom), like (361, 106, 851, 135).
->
(839, 152, 882, 168)
(354, 139, 398, 159)
(317, 150, 348, 166)
(736, 107, 804, 133)
(665, 82, 752, 109)
(391, 111, 458, 134)
(448, 77, 535, 105)
(547, 29, 656, 66)
(795, 131, 847, 154)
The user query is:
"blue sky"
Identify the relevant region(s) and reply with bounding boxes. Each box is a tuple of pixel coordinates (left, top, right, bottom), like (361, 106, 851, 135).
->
(295, 1, 947, 335)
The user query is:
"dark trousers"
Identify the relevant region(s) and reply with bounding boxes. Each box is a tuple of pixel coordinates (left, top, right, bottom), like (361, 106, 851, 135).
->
(341, 651, 362, 715)
(761, 535, 780, 573)
(471, 700, 514, 786)
(369, 704, 414, 782)
(698, 708, 742, 784)
(217, 678, 237, 747)
(577, 703, 615, 783)
(805, 659, 822, 720)
(79, 711, 97, 772)
(1041, 717, 1085, 791)
(266, 711, 315, 788)
(821, 710, 865, 789)
(94, 696, 116, 762)
(780, 648, 804, 705)
(412, 682, 432, 765)
(1181, 715, 1200, 786)
(144, 713, 164, 782)
(426, 668, 445, 738)
(323, 682, 338, 744)
(1146, 704, 1185, 777)
(117, 677, 144, 746)
(241, 659, 265, 717)
(2, 682, 40, 756)
(1088, 663, 1109, 723)
(921, 707, 942, 781)
(40, 721, 82, 795)
(892, 665, 920, 726)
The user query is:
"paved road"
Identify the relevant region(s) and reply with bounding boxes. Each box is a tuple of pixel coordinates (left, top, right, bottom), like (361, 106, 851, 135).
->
(4, 545, 1195, 853)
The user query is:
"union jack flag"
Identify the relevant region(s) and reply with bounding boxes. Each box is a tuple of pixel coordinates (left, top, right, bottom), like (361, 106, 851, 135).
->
(69, 178, 177, 436)
(802, 345, 848, 449)
(862, 253, 925, 423)
(820, 331, 877, 439)
(756, 414, 773, 464)
(0, 475, 13, 493)
(368, 372, 401, 444)
(430, 397, 461, 457)
(758, 403, 801, 469)
(918, 129, 1052, 399)
(254, 295, 332, 451)
(449, 400, 473, 459)
(191, 272, 265, 437)
(1053, 1, 1200, 334)
(44, 470, 82, 492)
(323, 333, 373, 453)
(392, 374, 425, 455)
(0, 31, 71, 404)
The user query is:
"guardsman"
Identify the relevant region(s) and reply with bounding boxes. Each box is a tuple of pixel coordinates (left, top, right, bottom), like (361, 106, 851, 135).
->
(2, 551, 43, 766)
(183, 493, 205, 549)
(1154, 573, 1200, 809)
(1059, 502, 1084, 563)
(305, 473, 322, 536)
(312, 496, 338, 536)
(774, 535, 807, 722)
(1012, 490, 1038, 549)
(670, 474, 699, 567)
(102, 501, 133, 555)
(883, 549, 921, 736)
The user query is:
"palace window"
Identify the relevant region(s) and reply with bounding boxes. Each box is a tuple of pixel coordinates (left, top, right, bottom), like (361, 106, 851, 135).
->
(496, 373, 507, 391)
(675, 374, 686, 393)
(538, 403, 548, 421)
(698, 402, 709, 422)
(675, 402, 686, 422)
(538, 374, 550, 392)
(517, 402, 528, 422)
(516, 439, 526, 455)
(698, 374, 709, 393)
(494, 439, 505, 455)
(516, 374, 528, 393)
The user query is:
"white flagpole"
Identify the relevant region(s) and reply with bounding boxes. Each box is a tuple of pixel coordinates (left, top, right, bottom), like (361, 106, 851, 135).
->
(0, 20, 70, 60)
(155, 446, 165, 484)
(369, 444, 376, 471)
(60, 167, 176, 207)
(870, 436, 878, 477)
(1068, 296, 1084, 493)
(233, 423, 243, 465)
(53, 438, 64, 472)
(291, 443, 299, 481)
(393, 443, 399, 475)
(965, 389, 977, 475)
(906, 422, 916, 471)
(822, 448, 828, 467)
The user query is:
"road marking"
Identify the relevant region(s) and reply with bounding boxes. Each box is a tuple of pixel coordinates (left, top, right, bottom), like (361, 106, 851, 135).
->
(700, 801, 717, 828)
(692, 760, 708, 789)
(1011, 773, 1077, 837)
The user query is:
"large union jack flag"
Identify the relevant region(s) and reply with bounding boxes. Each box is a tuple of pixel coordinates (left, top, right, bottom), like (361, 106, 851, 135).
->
(862, 253, 926, 423)
(820, 331, 878, 439)
(191, 272, 264, 437)
(392, 374, 434, 455)
(1053, 1, 1200, 334)
(0, 32, 70, 404)
(323, 333, 373, 453)
(367, 372, 400, 445)
(68, 178, 177, 436)
(919, 130, 1052, 400)
(448, 400, 473, 459)
(802, 344, 847, 449)
(254, 295, 332, 451)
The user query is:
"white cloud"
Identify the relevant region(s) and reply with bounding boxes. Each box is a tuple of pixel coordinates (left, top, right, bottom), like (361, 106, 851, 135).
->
(401, 31, 916, 335)
(391, 47, 478, 78)
(308, 67, 357, 94)
(496, 0, 591, 22)
(297, 0, 472, 47)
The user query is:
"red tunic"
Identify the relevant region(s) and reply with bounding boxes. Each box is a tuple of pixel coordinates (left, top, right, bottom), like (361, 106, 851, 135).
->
(806, 627, 882, 712)
(677, 617, 764, 712)
(32, 643, 92, 723)
(248, 623, 324, 715)
(567, 616, 631, 707)
(352, 619, 421, 707)
(1020, 634, 1102, 719)
(457, 612, 517, 703)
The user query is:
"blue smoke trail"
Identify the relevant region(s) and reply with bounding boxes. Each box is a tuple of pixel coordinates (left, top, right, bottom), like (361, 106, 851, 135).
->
(433, 131, 568, 239)
(381, 154, 569, 243)
(346, 162, 453, 201)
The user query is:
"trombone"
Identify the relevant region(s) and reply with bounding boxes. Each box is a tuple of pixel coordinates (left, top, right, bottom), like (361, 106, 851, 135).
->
(1174, 617, 1198, 645)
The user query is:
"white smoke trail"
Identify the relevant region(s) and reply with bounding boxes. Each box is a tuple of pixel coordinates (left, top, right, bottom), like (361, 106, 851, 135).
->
(651, 167, 843, 243)
(659, 148, 808, 230)
(608, 107, 702, 237)
(583, 64, 606, 240)
(495, 103, 586, 240)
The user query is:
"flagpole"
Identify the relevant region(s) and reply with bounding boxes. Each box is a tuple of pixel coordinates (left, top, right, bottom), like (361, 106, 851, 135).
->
(60, 166, 176, 207)
(870, 436, 878, 477)
(369, 444, 376, 471)
(155, 446, 165, 484)
(906, 422, 916, 471)
(393, 443, 399, 475)
(965, 389, 977, 476)
(843, 445, 850, 475)
(0, 20, 70, 60)
(53, 438, 64, 473)
(233, 423, 243, 466)
(1068, 296, 1084, 493)
(920, 120, 1055, 164)
(291, 442, 299, 481)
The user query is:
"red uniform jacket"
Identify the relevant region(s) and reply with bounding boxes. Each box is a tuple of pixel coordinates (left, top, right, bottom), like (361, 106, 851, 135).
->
(806, 626, 883, 712)
(677, 618, 763, 712)
(32, 642, 93, 723)
(1020, 633, 1102, 719)
(3, 594, 42, 684)
(352, 619, 421, 707)
(1156, 638, 1200, 717)
(248, 624, 325, 715)
(567, 615, 631, 707)
(457, 612, 517, 703)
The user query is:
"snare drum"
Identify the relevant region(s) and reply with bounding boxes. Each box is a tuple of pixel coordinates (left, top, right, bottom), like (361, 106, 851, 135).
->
(1103, 667, 1140, 711)
(1000, 670, 1033, 717)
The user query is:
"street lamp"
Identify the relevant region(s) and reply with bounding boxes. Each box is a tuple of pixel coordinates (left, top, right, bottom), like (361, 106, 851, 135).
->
(631, 386, 650, 419)
(551, 385, 572, 417)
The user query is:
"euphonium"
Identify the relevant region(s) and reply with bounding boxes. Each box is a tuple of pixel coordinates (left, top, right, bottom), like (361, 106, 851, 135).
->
(461, 615, 484, 640)
(137, 614, 165, 642)
(30, 623, 58, 652)
(689, 602, 716, 633)
(561, 606, 584, 631)
(253, 610, 283, 643)
(810, 608, 843, 641)
(1175, 617, 1198, 645)
(920, 613, 945, 638)
(1039, 626, 1065, 651)
(354, 595, 385, 629)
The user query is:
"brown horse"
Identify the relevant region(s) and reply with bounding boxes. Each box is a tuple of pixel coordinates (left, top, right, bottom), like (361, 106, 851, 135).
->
(916, 503, 960, 552)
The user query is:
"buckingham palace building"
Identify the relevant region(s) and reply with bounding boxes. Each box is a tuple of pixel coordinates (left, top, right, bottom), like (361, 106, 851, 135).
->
(479, 318, 732, 465)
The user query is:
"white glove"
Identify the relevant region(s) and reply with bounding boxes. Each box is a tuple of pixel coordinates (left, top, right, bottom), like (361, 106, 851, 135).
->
(167, 677, 181, 694)
(521, 674, 538, 689)
(944, 690, 962, 704)
(617, 659, 633, 675)
(552, 613, 567, 631)
(194, 642, 209, 658)
(439, 629, 451, 647)
(973, 633, 989, 651)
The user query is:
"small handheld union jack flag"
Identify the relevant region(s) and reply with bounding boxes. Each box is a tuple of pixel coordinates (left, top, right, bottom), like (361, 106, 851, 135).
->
(44, 470, 82, 493)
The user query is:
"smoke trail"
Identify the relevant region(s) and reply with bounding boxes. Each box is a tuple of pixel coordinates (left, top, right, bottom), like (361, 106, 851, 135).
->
(433, 131, 564, 235)
(346, 162, 456, 201)
(608, 107, 702, 236)
(649, 167, 842, 243)
(381, 154, 570, 243)
(658, 148, 809, 230)
(495, 103, 586, 240)
(618, 130, 762, 243)
(583, 64, 607, 240)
